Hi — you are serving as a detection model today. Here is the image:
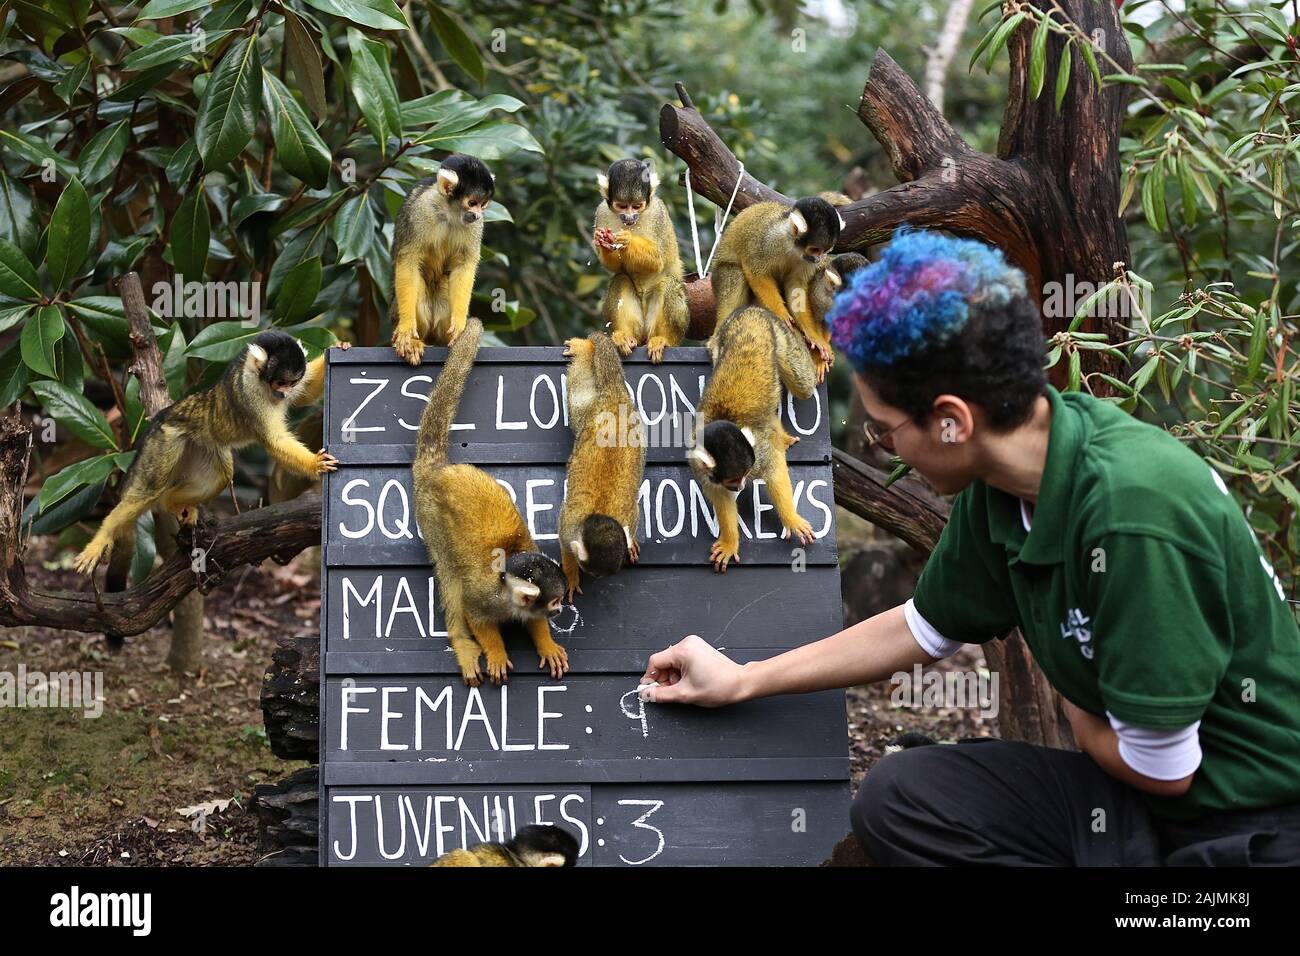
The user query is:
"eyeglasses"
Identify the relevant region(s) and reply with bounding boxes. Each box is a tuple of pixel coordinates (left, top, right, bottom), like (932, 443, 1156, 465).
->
(862, 415, 912, 452)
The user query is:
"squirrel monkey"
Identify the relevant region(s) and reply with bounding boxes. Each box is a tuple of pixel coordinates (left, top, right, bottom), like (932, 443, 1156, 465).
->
(710, 195, 844, 381)
(429, 824, 578, 867)
(390, 153, 495, 366)
(412, 317, 569, 686)
(690, 306, 817, 572)
(73, 330, 337, 585)
(592, 158, 688, 363)
(558, 332, 645, 600)
(808, 251, 868, 378)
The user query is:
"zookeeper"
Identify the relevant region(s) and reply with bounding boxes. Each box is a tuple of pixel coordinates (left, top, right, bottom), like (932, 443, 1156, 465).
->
(638, 227, 1300, 865)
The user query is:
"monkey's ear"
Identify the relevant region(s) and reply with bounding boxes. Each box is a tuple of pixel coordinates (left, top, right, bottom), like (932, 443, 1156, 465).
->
(505, 574, 540, 606)
(298, 338, 309, 358)
(644, 163, 660, 196)
(689, 446, 716, 471)
(837, 211, 848, 231)
(789, 209, 809, 238)
(569, 538, 589, 564)
(741, 426, 757, 449)
(437, 166, 460, 196)
(596, 173, 609, 199)
(247, 343, 268, 372)
(826, 267, 843, 290)
(536, 854, 568, 867)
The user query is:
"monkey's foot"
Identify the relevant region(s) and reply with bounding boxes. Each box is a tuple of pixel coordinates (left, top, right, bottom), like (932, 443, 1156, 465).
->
(813, 353, 830, 385)
(627, 539, 641, 564)
(313, 449, 339, 476)
(610, 331, 639, 356)
(392, 329, 425, 366)
(73, 539, 111, 576)
(485, 651, 514, 685)
(459, 662, 484, 688)
(710, 539, 740, 573)
(646, 336, 670, 363)
(536, 640, 569, 679)
(782, 516, 815, 547)
(780, 432, 800, 450)
(564, 573, 582, 605)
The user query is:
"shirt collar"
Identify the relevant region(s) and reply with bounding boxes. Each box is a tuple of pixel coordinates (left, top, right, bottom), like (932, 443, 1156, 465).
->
(986, 386, 1079, 565)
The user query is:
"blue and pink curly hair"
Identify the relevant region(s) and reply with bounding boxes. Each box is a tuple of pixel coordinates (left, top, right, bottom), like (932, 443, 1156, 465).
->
(826, 227, 1047, 430)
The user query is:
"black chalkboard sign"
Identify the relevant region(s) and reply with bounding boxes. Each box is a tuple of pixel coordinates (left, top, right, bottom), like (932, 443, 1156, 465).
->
(319, 345, 850, 866)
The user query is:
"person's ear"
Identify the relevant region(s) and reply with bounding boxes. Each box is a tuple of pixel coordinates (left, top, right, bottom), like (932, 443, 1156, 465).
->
(930, 395, 975, 445)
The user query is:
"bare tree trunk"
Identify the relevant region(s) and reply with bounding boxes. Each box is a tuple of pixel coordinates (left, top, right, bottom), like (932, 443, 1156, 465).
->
(923, 0, 975, 113)
(121, 272, 207, 667)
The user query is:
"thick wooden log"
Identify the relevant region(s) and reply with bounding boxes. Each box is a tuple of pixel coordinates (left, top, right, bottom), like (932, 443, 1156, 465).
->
(261, 635, 320, 761)
(251, 766, 319, 866)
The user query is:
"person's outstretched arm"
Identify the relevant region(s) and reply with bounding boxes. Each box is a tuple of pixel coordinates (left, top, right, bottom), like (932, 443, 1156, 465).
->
(637, 603, 937, 707)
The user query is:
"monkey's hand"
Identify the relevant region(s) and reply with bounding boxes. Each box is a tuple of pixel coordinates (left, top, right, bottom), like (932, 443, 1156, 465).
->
(610, 330, 639, 356)
(73, 538, 111, 576)
(812, 352, 830, 385)
(782, 514, 816, 547)
(485, 648, 514, 686)
(710, 538, 741, 573)
(313, 450, 339, 476)
(646, 335, 670, 364)
(392, 327, 425, 366)
(627, 538, 640, 564)
(611, 230, 633, 249)
(537, 638, 569, 680)
(564, 571, 582, 604)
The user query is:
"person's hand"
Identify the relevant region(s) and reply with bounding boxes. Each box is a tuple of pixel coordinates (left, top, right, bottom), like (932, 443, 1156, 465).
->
(637, 635, 748, 707)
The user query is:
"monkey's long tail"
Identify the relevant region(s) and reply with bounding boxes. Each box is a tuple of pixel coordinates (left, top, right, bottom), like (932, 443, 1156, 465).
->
(414, 318, 484, 469)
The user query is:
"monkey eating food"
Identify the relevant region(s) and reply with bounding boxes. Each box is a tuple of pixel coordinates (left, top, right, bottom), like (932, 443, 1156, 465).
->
(412, 317, 569, 686)
(690, 306, 818, 572)
(558, 331, 646, 600)
(73, 329, 338, 593)
(592, 158, 688, 362)
(390, 153, 495, 366)
(429, 824, 579, 867)
(710, 195, 844, 381)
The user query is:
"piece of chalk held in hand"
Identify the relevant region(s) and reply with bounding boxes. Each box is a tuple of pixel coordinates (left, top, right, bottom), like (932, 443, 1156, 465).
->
(637, 682, 658, 702)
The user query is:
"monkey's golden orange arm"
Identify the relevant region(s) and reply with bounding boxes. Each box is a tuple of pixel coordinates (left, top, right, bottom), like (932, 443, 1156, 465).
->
(596, 245, 625, 272)
(619, 235, 664, 275)
(707, 485, 741, 553)
(743, 270, 795, 324)
(294, 354, 326, 406)
(763, 454, 815, 544)
(527, 617, 569, 678)
(393, 254, 424, 338)
(446, 260, 478, 339)
(561, 547, 581, 597)
(263, 420, 328, 478)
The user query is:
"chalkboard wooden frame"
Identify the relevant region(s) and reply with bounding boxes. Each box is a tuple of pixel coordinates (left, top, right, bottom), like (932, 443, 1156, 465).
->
(319, 346, 851, 866)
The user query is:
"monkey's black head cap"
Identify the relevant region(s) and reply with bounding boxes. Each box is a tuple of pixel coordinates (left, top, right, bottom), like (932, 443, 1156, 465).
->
(605, 158, 654, 206)
(505, 552, 567, 611)
(793, 196, 841, 254)
(249, 329, 307, 388)
(441, 153, 495, 202)
(580, 514, 627, 577)
(702, 420, 755, 484)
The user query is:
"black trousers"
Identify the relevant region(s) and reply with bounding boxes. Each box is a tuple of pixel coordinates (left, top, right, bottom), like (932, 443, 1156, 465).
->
(851, 739, 1300, 865)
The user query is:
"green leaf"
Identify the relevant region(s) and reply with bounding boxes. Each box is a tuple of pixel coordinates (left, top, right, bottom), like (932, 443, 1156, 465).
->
(106, 62, 176, 102)
(1079, 40, 1102, 88)
(54, 58, 88, 104)
(194, 35, 262, 171)
(0, 338, 33, 407)
(171, 187, 211, 281)
(0, 130, 77, 178)
(230, 191, 284, 228)
(400, 91, 524, 130)
(261, 71, 331, 188)
(299, 0, 408, 31)
(1067, 349, 1081, 391)
(1130, 354, 1160, 393)
(30, 380, 116, 449)
(39, 453, 122, 511)
(123, 29, 233, 71)
(78, 120, 131, 187)
(347, 28, 401, 156)
(1176, 158, 1197, 227)
(186, 320, 263, 361)
(1246, 309, 1268, 382)
(0, 172, 39, 258)
(331, 193, 375, 264)
(283, 7, 326, 120)
(413, 120, 542, 159)
(0, 304, 30, 334)
(137, 0, 211, 18)
(267, 227, 327, 302)
(21, 306, 65, 378)
(54, 331, 84, 392)
(427, 5, 484, 85)
(0, 238, 41, 299)
(1028, 11, 1050, 100)
(273, 256, 321, 324)
(47, 176, 91, 292)
(1054, 40, 1072, 113)
(166, 139, 199, 187)
(984, 11, 1027, 70)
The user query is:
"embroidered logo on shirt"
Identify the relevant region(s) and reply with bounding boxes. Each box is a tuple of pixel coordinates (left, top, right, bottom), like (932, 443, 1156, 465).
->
(1060, 608, 1094, 660)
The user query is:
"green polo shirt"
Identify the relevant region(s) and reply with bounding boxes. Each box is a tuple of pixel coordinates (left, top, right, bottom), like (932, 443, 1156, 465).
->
(912, 386, 1300, 821)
